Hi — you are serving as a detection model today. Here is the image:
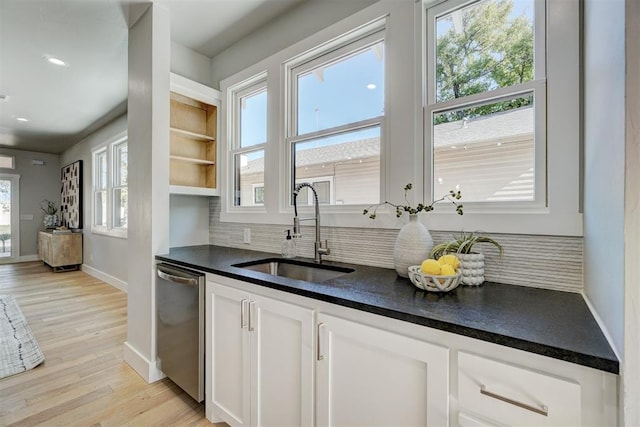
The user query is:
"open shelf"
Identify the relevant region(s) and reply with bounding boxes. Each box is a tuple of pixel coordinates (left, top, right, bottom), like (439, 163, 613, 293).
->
(170, 155, 215, 165)
(169, 87, 218, 193)
(170, 127, 216, 142)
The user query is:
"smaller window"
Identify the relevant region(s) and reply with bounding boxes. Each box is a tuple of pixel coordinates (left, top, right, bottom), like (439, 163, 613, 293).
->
(229, 75, 268, 207)
(0, 155, 14, 169)
(294, 178, 333, 206)
(92, 135, 127, 237)
(253, 185, 265, 205)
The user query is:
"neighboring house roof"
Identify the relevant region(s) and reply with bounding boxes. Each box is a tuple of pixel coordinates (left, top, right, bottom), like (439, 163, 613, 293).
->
(243, 137, 380, 173)
(433, 106, 533, 148)
(241, 109, 535, 202)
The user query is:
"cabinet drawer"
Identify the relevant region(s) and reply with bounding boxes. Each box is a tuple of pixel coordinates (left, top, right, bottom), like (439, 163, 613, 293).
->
(458, 352, 581, 426)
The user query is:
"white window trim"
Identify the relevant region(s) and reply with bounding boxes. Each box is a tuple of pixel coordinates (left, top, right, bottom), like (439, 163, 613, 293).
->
(219, 4, 397, 227)
(91, 133, 128, 238)
(425, 0, 546, 210)
(227, 73, 269, 212)
(418, 0, 582, 235)
(219, 0, 581, 235)
(284, 22, 386, 212)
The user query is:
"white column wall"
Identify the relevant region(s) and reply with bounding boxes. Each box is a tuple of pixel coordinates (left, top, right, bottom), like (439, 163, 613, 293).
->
(624, 0, 640, 424)
(583, 0, 625, 358)
(124, 3, 171, 383)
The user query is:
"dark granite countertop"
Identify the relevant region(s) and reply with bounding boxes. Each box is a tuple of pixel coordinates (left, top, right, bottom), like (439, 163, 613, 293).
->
(156, 244, 619, 374)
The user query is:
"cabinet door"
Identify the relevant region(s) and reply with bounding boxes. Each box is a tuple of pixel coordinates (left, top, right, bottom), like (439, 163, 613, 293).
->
(250, 294, 314, 427)
(316, 313, 449, 427)
(209, 283, 251, 427)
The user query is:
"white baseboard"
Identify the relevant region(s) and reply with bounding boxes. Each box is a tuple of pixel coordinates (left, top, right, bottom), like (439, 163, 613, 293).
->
(123, 341, 166, 383)
(0, 254, 40, 264)
(81, 264, 128, 293)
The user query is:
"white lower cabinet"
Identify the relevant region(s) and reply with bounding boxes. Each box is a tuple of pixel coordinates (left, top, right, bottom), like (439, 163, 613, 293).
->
(206, 275, 617, 427)
(315, 313, 449, 427)
(206, 280, 314, 427)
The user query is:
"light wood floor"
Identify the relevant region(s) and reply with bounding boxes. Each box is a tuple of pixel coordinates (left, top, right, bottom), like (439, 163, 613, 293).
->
(0, 262, 222, 426)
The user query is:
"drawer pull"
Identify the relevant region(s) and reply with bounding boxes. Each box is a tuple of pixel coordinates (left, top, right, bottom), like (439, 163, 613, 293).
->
(480, 385, 548, 416)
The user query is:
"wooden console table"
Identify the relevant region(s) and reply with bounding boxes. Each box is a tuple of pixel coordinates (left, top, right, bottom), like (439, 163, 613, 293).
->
(38, 231, 82, 272)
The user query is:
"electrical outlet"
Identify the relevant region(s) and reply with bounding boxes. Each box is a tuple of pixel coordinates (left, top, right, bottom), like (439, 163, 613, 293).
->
(243, 228, 251, 244)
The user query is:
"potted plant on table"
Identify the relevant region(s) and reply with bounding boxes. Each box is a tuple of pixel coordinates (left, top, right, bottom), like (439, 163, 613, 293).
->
(430, 231, 503, 286)
(363, 183, 463, 278)
(40, 200, 59, 229)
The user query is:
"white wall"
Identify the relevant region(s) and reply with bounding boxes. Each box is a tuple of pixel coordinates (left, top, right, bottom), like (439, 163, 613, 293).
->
(624, 0, 640, 424)
(209, 0, 378, 87)
(171, 41, 212, 86)
(583, 0, 625, 355)
(170, 194, 210, 247)
(0, 148, 60, 257)
(60, 114, 129, 283)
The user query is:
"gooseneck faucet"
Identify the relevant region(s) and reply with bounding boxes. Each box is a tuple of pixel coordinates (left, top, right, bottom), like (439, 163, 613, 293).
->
(292, 182, 330, 263)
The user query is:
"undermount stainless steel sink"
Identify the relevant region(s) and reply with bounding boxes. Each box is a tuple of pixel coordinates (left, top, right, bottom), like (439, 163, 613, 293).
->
(233, 258, 354, 282)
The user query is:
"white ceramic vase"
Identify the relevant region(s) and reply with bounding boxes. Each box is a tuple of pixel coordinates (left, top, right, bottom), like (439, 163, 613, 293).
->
(393, 214, 434, 278)
(458, 252, 485, 286)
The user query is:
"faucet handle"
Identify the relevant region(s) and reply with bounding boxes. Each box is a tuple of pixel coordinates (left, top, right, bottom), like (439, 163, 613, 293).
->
(317, 240, 330, 255)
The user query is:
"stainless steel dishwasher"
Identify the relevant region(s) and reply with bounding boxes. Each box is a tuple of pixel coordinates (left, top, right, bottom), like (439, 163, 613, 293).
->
(156, 263, 204, 402)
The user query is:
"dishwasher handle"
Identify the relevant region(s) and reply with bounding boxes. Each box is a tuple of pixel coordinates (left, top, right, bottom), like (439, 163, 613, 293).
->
(157, 266, 200, 287)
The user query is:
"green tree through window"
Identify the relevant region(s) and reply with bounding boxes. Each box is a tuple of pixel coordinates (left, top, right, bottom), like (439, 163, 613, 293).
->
(435, 0, 533, 124)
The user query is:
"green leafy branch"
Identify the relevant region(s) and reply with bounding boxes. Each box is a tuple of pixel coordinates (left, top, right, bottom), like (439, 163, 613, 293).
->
(363, 183, 463, 219)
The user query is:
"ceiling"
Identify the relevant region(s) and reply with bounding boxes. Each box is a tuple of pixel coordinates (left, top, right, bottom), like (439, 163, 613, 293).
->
(0, 0, 304, 154)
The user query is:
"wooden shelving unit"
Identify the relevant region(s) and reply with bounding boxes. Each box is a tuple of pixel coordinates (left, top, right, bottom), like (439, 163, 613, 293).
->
(169, 74, 221, 196)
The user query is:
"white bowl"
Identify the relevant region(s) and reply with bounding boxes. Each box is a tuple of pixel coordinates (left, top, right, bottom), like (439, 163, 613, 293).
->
(407, 265, 462, 293)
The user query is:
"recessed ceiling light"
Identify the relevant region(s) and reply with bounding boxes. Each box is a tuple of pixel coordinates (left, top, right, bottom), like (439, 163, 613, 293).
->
(43, 55, 68, 67)
(16, 117, 29, 122)
(366, 83, 377, 90)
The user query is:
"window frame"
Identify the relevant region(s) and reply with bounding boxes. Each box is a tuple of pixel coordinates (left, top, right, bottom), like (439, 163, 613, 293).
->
(91, 133, 128, 238)
(424, 0, 547, 211)
(419, 0, 581, 235)
(227, 73, 269, 211)
(284, 24, 386, 210)
(219, 0, 581, 235)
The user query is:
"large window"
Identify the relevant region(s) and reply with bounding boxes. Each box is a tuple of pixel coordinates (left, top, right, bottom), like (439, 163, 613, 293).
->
(92, 135, 127, 237)
(426, 0, 545, 205)
(229, 75, 267, 207)
(286, 27, 385, 206)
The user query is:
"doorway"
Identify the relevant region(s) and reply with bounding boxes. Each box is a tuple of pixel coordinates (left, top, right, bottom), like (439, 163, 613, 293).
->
(0, 174, 20, 261)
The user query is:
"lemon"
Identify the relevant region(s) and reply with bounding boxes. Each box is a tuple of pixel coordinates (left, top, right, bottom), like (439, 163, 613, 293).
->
(438, 254, 460, 270)
(421, 259, 441, 275)
(440, 264, 456, 276)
